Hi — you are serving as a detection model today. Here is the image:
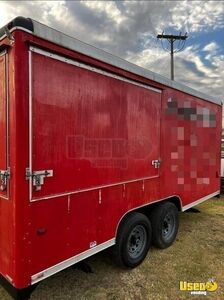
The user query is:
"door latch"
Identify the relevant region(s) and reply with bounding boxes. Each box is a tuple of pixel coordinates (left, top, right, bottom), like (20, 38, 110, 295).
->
(0, 168, 10, 191)
(152, 159, 161, 169)
(26, 169, 53, 191)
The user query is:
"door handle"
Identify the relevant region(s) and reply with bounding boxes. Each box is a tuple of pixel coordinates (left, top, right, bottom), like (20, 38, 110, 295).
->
(152, 159, 161, 169)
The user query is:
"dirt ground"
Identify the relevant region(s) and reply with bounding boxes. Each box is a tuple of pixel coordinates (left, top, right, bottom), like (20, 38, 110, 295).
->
(1, 196, 224, 300)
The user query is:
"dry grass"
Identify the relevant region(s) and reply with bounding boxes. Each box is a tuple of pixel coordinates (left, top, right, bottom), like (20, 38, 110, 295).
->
(1, 196, 224, 300)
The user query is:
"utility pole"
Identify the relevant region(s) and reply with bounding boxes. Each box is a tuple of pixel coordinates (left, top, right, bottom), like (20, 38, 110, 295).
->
(157, 33, 188, 80)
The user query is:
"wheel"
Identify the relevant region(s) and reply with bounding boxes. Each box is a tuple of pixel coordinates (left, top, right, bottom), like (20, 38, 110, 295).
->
(149, 202, 179, 249)
(112, 212, 152, 268)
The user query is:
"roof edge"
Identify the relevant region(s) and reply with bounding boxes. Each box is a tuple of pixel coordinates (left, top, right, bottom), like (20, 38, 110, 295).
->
(0, 16, 33, 39)
(0, 17, 222, 106)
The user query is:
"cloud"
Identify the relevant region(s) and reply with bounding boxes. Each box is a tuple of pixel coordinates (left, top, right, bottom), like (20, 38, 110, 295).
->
(203, 42, 219, 52)
(127, 43, 223, 99)
(171, 0, 224, 33)
(81, 1, 127, 26)
(0, 1, 176, 56)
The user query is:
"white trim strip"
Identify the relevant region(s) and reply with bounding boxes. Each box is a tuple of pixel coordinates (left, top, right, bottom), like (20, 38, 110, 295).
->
(30, 46, 162, 94)
(182, 190, 220, 211)
(115, 194, 182, 236)
(5, 52, 10, 199)
(31, 238, 115, 284)
(0, 50, 10, 200)
(29, 50, 33, 201)
(30, 175, 159, 202)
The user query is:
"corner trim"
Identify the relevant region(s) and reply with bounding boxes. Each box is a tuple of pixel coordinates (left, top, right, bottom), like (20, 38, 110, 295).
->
(0, 17, 33, 40)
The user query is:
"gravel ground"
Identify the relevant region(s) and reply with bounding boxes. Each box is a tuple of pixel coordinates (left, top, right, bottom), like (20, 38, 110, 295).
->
(1, 196, 224, 300)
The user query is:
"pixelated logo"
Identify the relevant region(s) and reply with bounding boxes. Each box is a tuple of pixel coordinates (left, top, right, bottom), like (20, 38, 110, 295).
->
(179, 279, 218, 296)
(166, 99, 216, 127)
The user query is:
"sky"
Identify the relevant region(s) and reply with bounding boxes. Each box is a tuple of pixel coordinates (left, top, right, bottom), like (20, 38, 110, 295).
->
(0, 0, 224, 100)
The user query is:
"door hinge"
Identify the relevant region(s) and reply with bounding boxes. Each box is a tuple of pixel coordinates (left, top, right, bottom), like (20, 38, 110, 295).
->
(26, 168, 53, 191)
(152, 159, 161, 169)
(0, 168, 10, 191)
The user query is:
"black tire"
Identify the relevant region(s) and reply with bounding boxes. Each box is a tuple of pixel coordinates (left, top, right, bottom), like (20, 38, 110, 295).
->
(149, 202, 179, 249)
(112, 212, 152, 268)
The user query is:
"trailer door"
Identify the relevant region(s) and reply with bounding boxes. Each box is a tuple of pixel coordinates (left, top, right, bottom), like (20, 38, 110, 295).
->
(29, 47, 161, 201)
(0, 51, 9, 199)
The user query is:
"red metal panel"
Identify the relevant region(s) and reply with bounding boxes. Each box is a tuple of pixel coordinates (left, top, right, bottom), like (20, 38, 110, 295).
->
(31, 52, 161, 199)
(0, 51, 13, 283)
(30, 196, 70, 274)
(11, 32, 32, 288)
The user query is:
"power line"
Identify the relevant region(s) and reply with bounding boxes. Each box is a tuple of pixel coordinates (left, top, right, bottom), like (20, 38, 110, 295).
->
(157, 32, 188, 80)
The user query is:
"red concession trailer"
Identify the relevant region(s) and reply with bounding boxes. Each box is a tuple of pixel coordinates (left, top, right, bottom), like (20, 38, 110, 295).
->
(0, 17, 222, 299)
